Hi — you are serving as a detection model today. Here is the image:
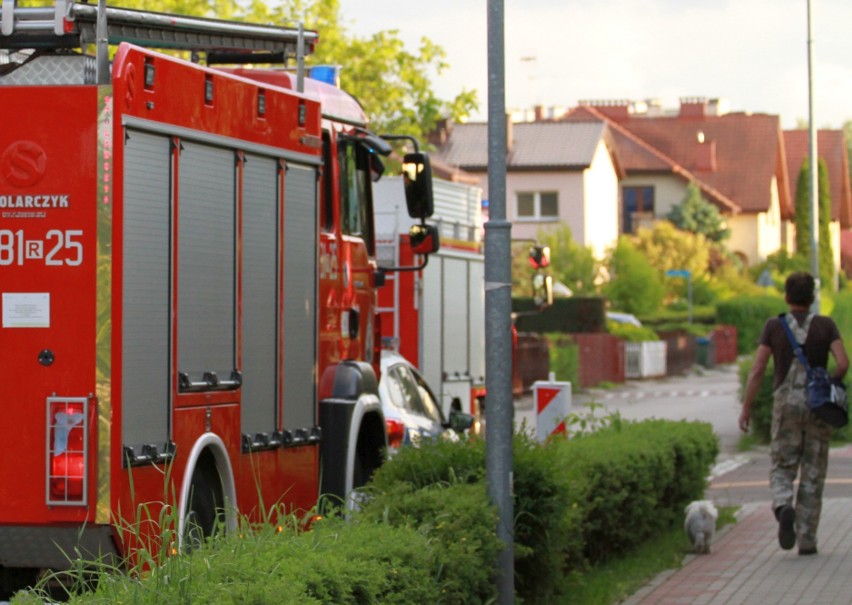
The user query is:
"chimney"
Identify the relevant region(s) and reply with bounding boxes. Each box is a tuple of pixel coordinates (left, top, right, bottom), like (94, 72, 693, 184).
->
(506, 113, 514, 153)
(578, 99, 631, 121)
(680, 97, 708, 120)
(693, 131, 716, 172)
(534, 105, 544, 122)
(428, 118, 453, 148)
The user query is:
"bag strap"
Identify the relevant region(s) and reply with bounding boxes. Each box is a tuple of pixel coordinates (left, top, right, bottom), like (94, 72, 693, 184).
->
(778, 312, 812, 371)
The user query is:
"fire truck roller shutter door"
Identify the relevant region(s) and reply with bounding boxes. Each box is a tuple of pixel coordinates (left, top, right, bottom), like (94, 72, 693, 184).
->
(241, 154, 279, 438)
(122, 130, 171, 450)
(177, 142, 237, 389)
(281, 163, 318, 431)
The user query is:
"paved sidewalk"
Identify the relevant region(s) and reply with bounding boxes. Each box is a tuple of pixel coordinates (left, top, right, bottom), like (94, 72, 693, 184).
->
(624, 497, 852, 604)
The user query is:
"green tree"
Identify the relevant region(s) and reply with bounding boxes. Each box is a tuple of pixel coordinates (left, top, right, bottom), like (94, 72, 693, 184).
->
(274, 0, 477, 141)
(603, 238, 664, 315)
(665, 183, 730, 242)
(794, 157, 834, 287)
(537, 225, 600, 296)
(632, 221, 711, 280)
(85, 0, 477, 141)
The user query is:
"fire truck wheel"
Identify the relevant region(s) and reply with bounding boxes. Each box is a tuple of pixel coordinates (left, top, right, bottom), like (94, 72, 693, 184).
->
(184, 451, 225, 549)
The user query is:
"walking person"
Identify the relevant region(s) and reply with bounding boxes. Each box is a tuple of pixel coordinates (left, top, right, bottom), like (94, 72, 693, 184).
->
(739, 272, 849, 555)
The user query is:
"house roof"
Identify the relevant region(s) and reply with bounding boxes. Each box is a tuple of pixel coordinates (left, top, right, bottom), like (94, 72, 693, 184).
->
(428, 154, 482, 186)
(600, 109, 791, 218)
(434, 120, 615, 171)
(783, 129, 852, 228)
(563, 105, 741, 214)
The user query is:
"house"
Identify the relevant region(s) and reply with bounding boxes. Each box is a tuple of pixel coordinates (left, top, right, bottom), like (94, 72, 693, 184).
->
(432, 119, 624, 259)
(563, 99, 794, 266)
(434, 98, 852, 277)
(783, 129, 852, 279)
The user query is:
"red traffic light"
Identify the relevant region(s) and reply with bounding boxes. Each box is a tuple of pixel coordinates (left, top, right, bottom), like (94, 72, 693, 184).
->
(528, 245, 550, 269)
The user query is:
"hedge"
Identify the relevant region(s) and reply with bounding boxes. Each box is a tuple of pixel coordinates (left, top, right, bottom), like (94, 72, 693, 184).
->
(716, 294, 786, 354)
(16, 420, 718, 605)
(513, 296, 606, 333)
(369, 420, 718, 602)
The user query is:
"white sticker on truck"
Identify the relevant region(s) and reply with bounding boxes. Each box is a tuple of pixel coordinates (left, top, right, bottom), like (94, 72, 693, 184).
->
(2, 292, 50, 328)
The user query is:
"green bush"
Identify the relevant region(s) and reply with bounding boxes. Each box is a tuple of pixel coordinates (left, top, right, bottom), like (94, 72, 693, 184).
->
(638, 304, 716, 326)
(738, 356, 775, 443)
(717, 295, 786, 353)
(35, 519, 444, 605)
(831, 290, 852, 345)
(358, 482, 502, 604)
(606, 321, 659, 342)
(369, 420, 717, 603)
(553, 420, 717, 564)
(603, 238, 665, 315)
(18, 421, 719, 605)
(546, 333, 580, 389)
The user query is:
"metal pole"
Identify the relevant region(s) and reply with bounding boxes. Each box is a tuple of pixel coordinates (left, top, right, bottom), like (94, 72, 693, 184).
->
(807, 0, 820, 312)
(95, 0, 109, 84)
(688, 275, 693, 324)
(485, 0, 514, 602)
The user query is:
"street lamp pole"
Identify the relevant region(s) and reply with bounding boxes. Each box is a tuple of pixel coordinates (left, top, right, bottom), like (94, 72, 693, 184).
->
(807, 0, 820, 311)
(485, 0, 514, 603)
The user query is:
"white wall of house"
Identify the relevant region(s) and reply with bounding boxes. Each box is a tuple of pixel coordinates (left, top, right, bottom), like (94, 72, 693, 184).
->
(831, 220, 842, 287)
(728, 213, 762, 264)
(728, 183, 782, 265)
(582, 140, 621, 258)
(506, 170, 585, 244)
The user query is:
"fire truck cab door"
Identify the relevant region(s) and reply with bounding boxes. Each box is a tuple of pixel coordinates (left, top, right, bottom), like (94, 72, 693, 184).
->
(337, 139, 377, 365)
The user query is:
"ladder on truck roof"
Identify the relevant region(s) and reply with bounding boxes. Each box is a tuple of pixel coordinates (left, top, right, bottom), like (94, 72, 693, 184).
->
(0, 0, 315, 84)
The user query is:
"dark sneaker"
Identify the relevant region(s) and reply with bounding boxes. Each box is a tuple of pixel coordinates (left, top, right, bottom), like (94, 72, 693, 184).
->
(799, 547, 817, 556)
(777, 505, 796, 550)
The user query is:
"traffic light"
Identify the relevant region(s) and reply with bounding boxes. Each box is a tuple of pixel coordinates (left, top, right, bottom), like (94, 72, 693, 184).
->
(529, 245, 550, 269)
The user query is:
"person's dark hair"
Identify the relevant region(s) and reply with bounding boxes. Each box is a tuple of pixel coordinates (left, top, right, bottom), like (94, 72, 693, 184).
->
(785, 272, 815, 307)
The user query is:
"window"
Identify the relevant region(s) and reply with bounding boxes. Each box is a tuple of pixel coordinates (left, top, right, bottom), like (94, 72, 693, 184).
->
(338, 139, 375, 254)
(622, 185, 655, 233)
(516, 191, 558, 220)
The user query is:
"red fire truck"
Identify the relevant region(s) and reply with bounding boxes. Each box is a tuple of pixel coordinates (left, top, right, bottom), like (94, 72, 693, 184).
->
(0, 1, 437, 594)
(375, 177, 486, 430)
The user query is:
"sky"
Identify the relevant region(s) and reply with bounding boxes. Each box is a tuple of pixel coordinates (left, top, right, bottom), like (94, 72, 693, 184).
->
(339, 0, 852, 129)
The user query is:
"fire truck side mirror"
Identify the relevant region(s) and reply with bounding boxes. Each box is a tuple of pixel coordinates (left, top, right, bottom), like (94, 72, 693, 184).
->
(402, 152, 434, 219)
(532, 273, 553, 308)
(409, 223, 440, 256)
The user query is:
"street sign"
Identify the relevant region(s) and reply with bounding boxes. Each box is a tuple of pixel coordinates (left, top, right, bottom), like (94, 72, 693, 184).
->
(666, 269, 691, 278)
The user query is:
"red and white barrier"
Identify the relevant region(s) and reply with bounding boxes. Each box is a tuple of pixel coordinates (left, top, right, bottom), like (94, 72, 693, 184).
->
(532, 375, 572, 442)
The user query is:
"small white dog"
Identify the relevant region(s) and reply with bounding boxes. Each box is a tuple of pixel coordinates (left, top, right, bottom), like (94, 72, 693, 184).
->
(684, 500, 718, 554)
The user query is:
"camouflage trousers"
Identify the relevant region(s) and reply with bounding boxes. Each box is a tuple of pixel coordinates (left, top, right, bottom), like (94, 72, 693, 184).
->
(770, 377, 832, 550)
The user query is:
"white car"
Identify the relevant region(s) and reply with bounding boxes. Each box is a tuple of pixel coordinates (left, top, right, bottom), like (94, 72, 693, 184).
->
(379, 350, 474, 456)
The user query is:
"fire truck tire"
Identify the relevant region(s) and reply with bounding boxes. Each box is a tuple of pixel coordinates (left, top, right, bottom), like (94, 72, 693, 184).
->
(184, 450, 225, 549)
(178, 434, 238, 550)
